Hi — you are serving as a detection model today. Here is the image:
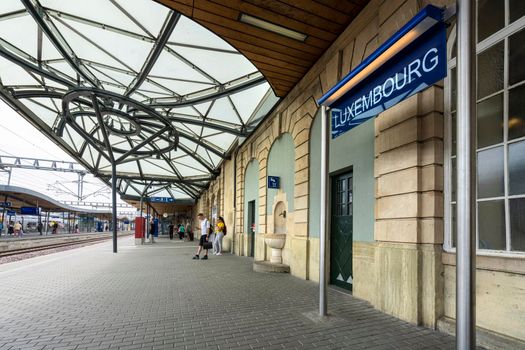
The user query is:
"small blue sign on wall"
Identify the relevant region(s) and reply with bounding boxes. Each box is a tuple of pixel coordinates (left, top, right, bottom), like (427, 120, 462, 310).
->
(267, 176, 280, 189)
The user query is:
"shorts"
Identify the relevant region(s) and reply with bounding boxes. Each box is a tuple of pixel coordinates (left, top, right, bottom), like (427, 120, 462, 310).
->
(199, 235, 208, 247)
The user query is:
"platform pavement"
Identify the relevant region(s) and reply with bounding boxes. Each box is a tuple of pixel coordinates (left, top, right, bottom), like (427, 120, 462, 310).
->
(0, 236, 460, 350)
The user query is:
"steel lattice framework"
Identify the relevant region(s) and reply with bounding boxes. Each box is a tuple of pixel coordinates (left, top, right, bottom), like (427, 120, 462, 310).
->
(0, 0, 278, 201)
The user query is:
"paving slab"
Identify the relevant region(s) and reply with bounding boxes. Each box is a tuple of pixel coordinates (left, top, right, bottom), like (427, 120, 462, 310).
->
(0, 236, 460, 350)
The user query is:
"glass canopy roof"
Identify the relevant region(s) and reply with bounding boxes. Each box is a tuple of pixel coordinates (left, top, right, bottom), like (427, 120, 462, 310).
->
(0, 0, 279, 200)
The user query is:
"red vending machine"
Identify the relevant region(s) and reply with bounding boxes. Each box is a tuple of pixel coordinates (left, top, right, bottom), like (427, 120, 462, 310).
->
(135, 217, 146, 244)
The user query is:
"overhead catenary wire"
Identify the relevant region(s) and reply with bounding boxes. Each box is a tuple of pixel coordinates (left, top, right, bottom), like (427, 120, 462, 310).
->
(0, 124, 67, 160)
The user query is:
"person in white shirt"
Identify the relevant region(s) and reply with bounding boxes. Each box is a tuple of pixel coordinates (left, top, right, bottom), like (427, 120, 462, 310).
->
(193, 213, 210, 260)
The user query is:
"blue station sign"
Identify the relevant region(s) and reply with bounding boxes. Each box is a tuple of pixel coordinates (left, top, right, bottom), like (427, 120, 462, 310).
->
(318, 5, 446, 139)
(267, 176, 280, 189)
(21, 207, 40, 215)
(147, 197, 175, 203)
(0, 201, 11, 207)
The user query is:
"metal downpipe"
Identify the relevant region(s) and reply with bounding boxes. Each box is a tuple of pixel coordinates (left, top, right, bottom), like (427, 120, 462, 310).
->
(319, 105, 329, 316)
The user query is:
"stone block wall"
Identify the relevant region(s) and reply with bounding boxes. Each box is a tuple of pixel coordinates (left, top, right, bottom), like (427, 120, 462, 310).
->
(442, 254, 525, 343)
(190, 1, 525, 347)
(194, 0, 448, 329)
(372, 86, 445, 328)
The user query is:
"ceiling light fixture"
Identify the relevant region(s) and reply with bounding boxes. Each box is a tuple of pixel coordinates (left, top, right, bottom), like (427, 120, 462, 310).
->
(239, 13, 307, 42)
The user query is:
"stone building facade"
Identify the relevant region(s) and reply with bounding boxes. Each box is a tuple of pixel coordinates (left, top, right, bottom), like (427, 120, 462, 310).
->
(192, 0, 525, 348)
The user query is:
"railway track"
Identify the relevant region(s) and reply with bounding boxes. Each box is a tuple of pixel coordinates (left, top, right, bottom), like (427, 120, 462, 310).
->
(0, 233, 131, 258)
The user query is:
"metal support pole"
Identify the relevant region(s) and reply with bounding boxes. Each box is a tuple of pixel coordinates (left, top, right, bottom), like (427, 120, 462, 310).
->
(456, 0, 476, 348)
(111, 162, 118, 253)
(45, 211, 50, 235)
(319, 105, 329, 316)
(1, 195, 8, 235)
(146, 205, 150, 239)
(1, 170, 11, 235)
(77, 173, 84, 201)
(139, 195, 144, 244)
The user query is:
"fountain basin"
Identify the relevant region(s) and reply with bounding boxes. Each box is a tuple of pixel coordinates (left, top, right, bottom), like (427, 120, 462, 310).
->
(264, 233, 286, 263)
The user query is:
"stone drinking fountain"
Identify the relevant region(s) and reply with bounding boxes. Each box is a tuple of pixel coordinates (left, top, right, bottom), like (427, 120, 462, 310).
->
(254, 200, 290, 273)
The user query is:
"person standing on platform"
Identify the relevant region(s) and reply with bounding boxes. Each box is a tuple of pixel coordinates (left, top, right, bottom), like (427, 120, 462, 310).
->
(178, 223, 185, 240)
(213, 216, 226, 256)
(149, 218, 155, 243)
(169, 222, 174, 240)
(193, 213, 210, 260)
(186, 222, 193, 241)
(14, 221, 21, 237)
(37, 221, 43, 235)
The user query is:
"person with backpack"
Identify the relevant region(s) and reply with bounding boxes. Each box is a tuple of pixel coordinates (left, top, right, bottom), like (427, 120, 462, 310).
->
(193, 213, 211, 260)
(213, 216, 226, 256)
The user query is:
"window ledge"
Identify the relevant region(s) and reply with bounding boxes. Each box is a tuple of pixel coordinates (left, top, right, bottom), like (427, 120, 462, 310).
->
(442, 251, 525, 275)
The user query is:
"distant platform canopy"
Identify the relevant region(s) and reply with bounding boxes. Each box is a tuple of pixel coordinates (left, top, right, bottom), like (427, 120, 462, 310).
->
(0, 184, 112, 216)
(0, 0, 279, 200)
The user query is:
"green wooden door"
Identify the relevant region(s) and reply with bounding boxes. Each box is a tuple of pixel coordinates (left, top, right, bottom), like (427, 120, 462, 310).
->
(330, 172, 353, 291)
(248, 200, 255, 257)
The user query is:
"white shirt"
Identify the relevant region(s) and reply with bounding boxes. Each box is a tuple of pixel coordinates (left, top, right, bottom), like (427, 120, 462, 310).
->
(200, 219, 210, 236)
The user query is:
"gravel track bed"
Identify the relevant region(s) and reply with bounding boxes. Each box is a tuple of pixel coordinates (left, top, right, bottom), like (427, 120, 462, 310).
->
(0, 238, 110, 265)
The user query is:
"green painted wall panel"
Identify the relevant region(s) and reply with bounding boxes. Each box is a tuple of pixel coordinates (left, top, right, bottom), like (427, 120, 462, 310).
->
(267, 133, 295, 215)
(309, 112, 375, 242)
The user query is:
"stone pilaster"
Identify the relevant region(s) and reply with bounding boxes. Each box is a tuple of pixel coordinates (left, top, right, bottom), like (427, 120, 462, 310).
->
(373, 86, 444, 328)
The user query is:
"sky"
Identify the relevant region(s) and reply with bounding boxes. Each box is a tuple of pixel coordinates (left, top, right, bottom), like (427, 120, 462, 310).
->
(0, 100, 132, 214)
